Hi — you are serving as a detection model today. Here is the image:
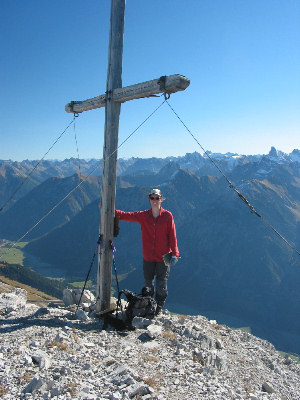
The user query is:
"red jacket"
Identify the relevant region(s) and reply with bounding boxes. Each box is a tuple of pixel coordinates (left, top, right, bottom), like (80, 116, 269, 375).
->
(115, 207, 179, 263)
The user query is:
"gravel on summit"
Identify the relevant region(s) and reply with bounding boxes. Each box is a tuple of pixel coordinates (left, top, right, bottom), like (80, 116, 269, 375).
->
(0, 288, 299, 400)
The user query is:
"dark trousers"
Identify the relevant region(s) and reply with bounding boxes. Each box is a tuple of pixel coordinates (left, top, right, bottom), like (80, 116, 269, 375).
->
(143, 259, 170, 307)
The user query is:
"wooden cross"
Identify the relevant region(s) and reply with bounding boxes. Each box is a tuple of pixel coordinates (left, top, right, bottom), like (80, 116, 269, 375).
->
(65, 0, 190, 313)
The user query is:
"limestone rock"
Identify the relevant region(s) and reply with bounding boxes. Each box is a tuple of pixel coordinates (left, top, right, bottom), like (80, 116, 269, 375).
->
(63, 288, 95, 306)
(127, 383, 150, 398)
(132, 316, 153, 329)
(32, 350, 51, 370)
(205, 350, 227, 371)
(0, 287, 27, 313)
(146, 324, 162, 338)
(73, 288, 95, 304)
(23, 376, 45, 394)
(62, 289, 74, 306)
(1, 288, 300, 400)
(75, 309, 89, 321)
(262, 381, 275, 393)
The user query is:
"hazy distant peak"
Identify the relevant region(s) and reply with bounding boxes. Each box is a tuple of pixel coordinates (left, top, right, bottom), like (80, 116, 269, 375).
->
(290, 149, 300, 162)
(268, 146, 277, 156)
(268, 146, 292, 161)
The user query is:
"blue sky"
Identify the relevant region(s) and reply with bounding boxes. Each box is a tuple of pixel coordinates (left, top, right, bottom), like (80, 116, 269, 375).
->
(1, 0, 299, 161)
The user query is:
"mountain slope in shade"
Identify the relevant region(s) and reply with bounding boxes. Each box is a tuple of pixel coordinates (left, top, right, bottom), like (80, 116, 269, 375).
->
(0, 173, 101, 240)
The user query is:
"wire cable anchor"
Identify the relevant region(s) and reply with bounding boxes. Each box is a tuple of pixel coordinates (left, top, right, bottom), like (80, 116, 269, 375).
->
(158, 76, 171, 100)
(165, 99, 300, 257)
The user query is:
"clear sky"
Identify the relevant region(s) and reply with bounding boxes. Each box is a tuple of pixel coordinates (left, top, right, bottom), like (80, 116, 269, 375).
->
(1, 0, 299, 161)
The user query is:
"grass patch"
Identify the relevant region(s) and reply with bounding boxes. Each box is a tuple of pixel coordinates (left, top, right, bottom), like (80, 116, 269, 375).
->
(193, 354, 205, 365)
(162, 330, 177, 340)
(0, 262, 64, 299)
(19, 371, 34, 384)
(142, 376, 161, 389)
(0, 275, 59, 302)
(149, 348, 159, 354)
(46, 341, 69, 351)
(169, 312, 189, 319)
(0, 241, 27, 265)
(0, 241, 27, 249)
(279, 351, 300, 364)
(0, 386, 8, 396)
(211, 323, 224, 329)
(142, 354, 159, 362)
(69, 280, 93, 288)
(66, 383, 78, 397)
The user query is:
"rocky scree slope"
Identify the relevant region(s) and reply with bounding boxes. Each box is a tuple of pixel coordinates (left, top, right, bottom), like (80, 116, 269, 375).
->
(0, 289, 300, 400)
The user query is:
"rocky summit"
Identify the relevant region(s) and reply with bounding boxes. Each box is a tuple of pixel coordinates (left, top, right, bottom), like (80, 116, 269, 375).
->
(0, 289, 300, 400)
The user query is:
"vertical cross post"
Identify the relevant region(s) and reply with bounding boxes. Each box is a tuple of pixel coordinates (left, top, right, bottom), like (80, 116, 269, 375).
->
(96, 0, 125, 312)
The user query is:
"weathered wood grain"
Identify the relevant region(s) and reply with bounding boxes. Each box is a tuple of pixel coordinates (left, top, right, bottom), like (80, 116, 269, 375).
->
(65, 74, 190, 113)
(96, 0, 125, 312)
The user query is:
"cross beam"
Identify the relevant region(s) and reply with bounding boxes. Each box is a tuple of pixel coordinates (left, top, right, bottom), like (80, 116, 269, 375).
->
(65, 74, 190, 114)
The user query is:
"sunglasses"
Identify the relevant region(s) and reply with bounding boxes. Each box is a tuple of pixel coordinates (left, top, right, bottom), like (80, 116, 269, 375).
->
(149, 196, 161, 200)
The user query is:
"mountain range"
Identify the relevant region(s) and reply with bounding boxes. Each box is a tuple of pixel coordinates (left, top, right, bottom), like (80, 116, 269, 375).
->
(0, 147, 299, 355)
(1, 147, 299, 210)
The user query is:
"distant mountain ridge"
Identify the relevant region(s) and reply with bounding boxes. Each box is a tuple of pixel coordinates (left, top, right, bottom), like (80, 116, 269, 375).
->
(1, 147, 299, 176)
(1, 147, 299, 210)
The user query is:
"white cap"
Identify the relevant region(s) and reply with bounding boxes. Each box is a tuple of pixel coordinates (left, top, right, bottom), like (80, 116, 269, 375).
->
(149, 188, 162, 197)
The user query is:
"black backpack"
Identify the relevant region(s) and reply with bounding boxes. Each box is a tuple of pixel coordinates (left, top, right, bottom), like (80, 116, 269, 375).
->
(118, 287, 157, 326)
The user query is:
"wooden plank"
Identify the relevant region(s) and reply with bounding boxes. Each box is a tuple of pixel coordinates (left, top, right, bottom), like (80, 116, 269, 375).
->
(65, 74, 190, 113)
(95, 308, 116, 317)
(96, 0, 125, 313)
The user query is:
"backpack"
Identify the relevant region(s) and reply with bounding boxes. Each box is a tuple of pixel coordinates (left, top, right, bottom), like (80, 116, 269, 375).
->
(118, 288, 157, 327)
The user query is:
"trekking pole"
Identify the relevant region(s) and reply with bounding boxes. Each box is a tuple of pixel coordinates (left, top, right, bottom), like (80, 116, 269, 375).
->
(110, 241, 123, 313)
(75, 235, 101, 314)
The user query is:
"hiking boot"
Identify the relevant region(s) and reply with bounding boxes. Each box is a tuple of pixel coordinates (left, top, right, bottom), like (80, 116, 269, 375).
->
(155, 305, 162, 316)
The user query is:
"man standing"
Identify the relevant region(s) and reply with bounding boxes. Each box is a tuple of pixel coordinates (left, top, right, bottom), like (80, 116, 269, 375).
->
(115, 189, 179, 314)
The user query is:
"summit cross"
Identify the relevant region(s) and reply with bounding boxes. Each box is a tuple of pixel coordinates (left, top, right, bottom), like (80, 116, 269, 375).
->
(65, 0, 190, 313)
